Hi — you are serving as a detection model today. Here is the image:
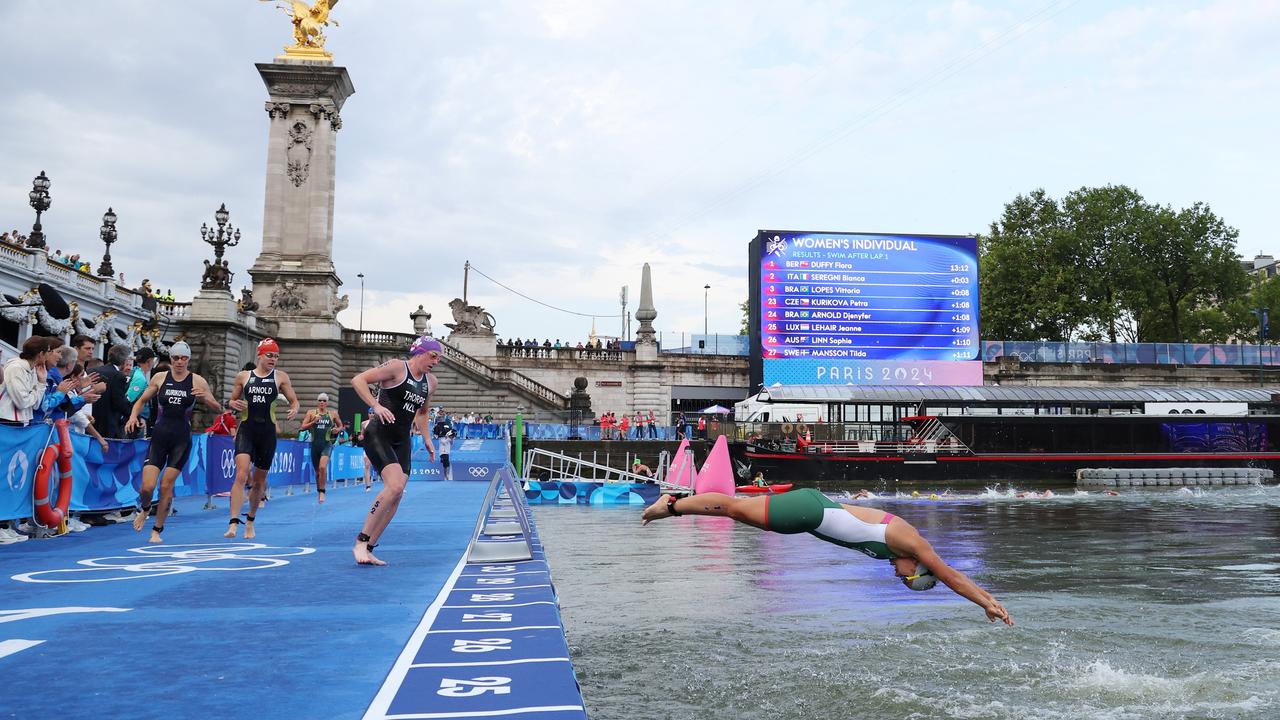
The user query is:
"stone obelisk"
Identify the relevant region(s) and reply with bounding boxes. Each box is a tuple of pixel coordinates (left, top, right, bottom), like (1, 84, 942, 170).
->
(629, 263, 666, 416)
(247, 9, 355, 419)
(249, 59, 353, 339)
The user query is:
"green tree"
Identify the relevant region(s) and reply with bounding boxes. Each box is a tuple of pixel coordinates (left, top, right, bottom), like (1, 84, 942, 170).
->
(1061, 185, 1149, 342)
(1121, 202, 1247, 342)
(981, 187, 1250, 343)
(979, 190, 1086, 340)
(739, 298, 750, 335)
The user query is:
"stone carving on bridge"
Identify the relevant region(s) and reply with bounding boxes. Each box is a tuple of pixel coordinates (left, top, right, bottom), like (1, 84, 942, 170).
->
(285, 120, 313, 187)
(270, 281, 308, 314)
(445, 298, 496, 335)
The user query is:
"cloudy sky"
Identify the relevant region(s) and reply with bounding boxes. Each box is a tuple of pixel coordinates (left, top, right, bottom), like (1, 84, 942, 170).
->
(1, 0, 1277, 344)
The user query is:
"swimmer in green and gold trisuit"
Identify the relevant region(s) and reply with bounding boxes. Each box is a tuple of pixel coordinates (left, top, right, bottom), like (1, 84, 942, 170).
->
(642, 488, 1013, 625)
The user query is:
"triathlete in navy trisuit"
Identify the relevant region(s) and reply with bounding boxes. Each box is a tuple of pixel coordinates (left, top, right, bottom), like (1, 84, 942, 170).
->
(125, 342, 222, 544)
(224, 338, 299, 539)
(350, 336, 440, 566)
(300, 392, 344, 503)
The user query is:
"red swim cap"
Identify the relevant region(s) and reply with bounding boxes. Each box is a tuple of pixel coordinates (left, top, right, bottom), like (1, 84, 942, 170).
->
(257, 338, 280, 356)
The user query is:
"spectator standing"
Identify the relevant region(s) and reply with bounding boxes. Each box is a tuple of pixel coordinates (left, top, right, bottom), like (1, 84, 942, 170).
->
(697, 414, 707, 439)
(126, 347, 157, 438)
(92, 344, 134, 439)
(0, 337, 57, 425)
(619, 413, 630, 440)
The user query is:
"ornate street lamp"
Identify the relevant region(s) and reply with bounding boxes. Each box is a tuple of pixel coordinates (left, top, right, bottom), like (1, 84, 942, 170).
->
(199, 203, 241, 290)
(98, 207, 118, 277)
(26, 170, 52, 249)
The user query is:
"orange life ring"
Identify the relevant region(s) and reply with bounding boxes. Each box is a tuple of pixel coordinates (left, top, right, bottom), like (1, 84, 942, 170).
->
(34, 421, 74, 528)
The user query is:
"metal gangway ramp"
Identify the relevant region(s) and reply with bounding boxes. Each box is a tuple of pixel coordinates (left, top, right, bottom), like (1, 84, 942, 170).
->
(466, 464, 537, 563)
(521, 447, 693, 494)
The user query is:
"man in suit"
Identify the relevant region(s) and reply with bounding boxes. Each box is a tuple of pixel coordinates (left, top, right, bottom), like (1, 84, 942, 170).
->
(93, 343, 133, 439)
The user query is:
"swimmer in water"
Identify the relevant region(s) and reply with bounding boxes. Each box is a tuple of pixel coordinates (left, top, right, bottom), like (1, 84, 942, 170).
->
(642, 489, 1013, 625)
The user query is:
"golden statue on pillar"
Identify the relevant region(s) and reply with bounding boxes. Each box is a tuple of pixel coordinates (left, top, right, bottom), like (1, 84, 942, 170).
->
(261, 0, 340, 60)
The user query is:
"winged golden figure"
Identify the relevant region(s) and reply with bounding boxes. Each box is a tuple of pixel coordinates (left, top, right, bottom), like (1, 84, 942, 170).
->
(262, 0, 340, 56)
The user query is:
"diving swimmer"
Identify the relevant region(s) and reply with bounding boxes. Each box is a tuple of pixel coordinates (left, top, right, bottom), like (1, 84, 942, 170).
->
(642, 488, 1013, 625)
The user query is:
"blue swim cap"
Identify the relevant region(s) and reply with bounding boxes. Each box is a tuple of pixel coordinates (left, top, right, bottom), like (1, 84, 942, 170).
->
(410, 336, 443, 356)
(906, 563, 938, 591)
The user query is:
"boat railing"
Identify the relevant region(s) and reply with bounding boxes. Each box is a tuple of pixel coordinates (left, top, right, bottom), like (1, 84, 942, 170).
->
(522, 447, 689, 493)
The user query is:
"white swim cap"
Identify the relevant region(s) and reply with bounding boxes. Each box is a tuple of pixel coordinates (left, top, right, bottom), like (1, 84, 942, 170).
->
(906, 562, 938, 591)
(169, 341, 191, 358)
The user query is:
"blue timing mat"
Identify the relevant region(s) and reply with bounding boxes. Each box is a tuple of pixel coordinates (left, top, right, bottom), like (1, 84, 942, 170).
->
(0, 483, 496, 719)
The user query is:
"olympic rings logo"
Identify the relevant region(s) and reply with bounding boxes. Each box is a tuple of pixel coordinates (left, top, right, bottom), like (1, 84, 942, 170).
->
(220, 449, 235, 477)
(10, 543, 316, 584)
(468, 467, 490, 477)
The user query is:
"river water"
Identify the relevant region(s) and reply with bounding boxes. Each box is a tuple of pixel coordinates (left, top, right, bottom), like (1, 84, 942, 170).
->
(535, 485, 1280, 720)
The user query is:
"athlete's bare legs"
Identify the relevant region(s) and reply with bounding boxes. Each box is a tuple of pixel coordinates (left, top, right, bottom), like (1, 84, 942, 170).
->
(225, 454, 254, 538)
(353, 463, 408, 566)
(245, 467, 269, 539)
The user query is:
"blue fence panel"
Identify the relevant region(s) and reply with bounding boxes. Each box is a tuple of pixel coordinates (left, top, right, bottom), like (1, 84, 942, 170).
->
(984, 340, 1280, 367)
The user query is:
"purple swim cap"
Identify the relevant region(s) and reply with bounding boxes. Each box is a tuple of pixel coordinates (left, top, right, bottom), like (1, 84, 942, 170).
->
(410, 336, 443, 356)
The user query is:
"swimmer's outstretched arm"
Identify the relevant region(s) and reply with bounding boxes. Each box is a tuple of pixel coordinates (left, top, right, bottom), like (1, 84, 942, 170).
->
(887, 524, 1014, 626)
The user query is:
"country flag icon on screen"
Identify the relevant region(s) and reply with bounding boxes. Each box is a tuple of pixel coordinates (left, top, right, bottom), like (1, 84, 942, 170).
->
(799, 261, 810, 268)
(799, 298, 810, 305)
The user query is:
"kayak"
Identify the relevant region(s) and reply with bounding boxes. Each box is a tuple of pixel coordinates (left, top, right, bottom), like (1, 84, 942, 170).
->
(736, 483, 794, 494)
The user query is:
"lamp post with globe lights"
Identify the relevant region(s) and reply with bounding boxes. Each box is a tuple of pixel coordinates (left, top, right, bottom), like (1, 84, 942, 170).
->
(97, 207, 118, 277)
(26, 171, 52, 249)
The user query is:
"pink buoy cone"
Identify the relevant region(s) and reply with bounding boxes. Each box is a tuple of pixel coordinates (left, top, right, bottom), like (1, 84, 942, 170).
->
(695, 436, 735, 496)
(666, 439, 698, 488)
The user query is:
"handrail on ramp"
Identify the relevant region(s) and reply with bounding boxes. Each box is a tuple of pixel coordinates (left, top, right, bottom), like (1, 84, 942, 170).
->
(521, 446, 690, 493)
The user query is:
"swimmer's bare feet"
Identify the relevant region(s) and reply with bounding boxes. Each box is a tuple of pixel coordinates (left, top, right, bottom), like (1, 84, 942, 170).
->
(318, 492, 325, 505)
(131, 509, 148, 532)
(244, 520, 256, 540)
(148, 529, 163, 544)
(354, 541, 387, 566)
(641, 494, 676, 526)
(223, 520, 238, 538)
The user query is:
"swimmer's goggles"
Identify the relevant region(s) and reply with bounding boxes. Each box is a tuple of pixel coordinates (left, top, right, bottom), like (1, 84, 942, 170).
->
(904, 563, 938, 591)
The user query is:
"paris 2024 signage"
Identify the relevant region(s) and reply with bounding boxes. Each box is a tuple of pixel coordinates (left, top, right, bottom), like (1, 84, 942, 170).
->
(748, 230, 982, 387)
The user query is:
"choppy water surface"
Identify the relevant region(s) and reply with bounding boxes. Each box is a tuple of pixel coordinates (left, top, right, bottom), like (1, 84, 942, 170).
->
(535, 485, 1280, 720)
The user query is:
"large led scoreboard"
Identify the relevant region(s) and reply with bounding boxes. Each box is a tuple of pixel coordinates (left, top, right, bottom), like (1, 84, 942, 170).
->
(748, 230, 982, 387)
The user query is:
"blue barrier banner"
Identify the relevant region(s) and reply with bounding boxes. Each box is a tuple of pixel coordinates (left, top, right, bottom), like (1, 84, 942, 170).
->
(407, 435, 507, 481)
(452, 422, 505, 439)
(206, 435, 311, 494)
(520, 422, 676, 441)
(0, 425, 361, 520)
(268, 439, 308, 487)
(206, 434, 237, 495)
(0, 424, 58, 521)
(71, 434, 208, 512)
(328, 444, 367, 481)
